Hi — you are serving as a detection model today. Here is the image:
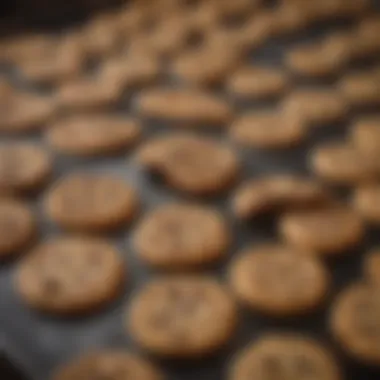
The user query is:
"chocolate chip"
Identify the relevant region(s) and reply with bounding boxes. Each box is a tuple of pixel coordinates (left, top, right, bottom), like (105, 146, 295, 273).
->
(43, 277, 61, 295)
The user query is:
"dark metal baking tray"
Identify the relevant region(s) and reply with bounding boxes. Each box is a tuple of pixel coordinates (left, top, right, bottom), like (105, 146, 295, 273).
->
(1, 2, 380, 379)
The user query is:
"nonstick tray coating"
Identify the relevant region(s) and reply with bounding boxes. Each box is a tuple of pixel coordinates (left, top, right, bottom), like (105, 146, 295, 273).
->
(1, 2, 380, 379)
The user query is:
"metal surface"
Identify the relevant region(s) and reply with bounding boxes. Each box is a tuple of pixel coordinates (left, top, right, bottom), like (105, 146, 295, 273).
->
(1, 3, 380, 380)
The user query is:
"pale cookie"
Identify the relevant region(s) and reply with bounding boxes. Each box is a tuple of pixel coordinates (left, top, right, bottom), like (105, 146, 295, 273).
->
(232, 175, 329, 219)
(127, 276, 237, 357)
(229, 334, 341, 380)
(56, 77, 123, 111)
(330, 284, 380, 365)
(350, 117, 380, 158)
(0, 143, 52, 195)
(352, 185, 380, 225)
(0, 92, 56, 133)
(310, 141, 379, 185)
(229, 111, 306, 149)
(282, 89, 348, 126)
(227, 65, 289, 100)
(136, 134, 239, 195)
(339, 71, 380, 107)
(279, 207, 364, 255)
(46, 115, 140, 156)
(136, 88, 232, 125)
(52, 351, 163, 380)
(16, 237, 125, 315)
(133, 203, 229, 270)
(44, 173, 138, 232)
(363, 249, 380, 284)
(0, 199, 36, 259)
(229, 244, 329, 316)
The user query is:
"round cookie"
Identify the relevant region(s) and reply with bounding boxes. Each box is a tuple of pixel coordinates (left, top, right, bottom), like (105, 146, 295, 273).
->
(352, 185, 380, 225)
(133, 203, 229, 270)
(282, 89, 347, 127)
(232, 175, 329, 219)
(279, 207, 364, 256)
(53, 351, 163, 380)
(136, 134, 239, 196)
(44, 173, 138, 232)
(229, 111, 306, 149)
(0, 143, 52, 195)
(226, 65, 289, 100)
(127, 276, 237, 357)
(135, 88, 232, 126)
(330, 284, 380, 365)
(310, 141, 379, 185)
(229, 334, 341, 380)
(16, 237, 125, 315)
(46, 115, 141, 156)
(229, 244, 329, 316)
(350, 117, 380, 158)
(0, 198, 36, 259)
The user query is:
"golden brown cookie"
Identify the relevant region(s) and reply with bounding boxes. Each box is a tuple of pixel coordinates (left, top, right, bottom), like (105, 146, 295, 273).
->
(310, 141, 379, 185)
(53, 351, 162, 380)
(229, 111, 306, 149)
(45, 115, 140, 156)
(16, 237, 125, 315)
(330, 284, 380, 365)
(282, 89, 348, 126)
(133, 203, 229, 270)
(229, 244, 329, 316)
(352, 185, 380, 225)
(135, 88, 232, 125)
(363, 249, 380, 284)
(137, 134, 239, 195)
(227, 65, 290, 100)
(279, 207, 364, 256)
(127, 275, 237, 357)
(44, 173, 138, 232)
(350, 117, 380, 158)
(229, 334, 341, 380)
(0, 143, 52, 195)
(232, 175, 329, 219)
(0, 198, 36, 260)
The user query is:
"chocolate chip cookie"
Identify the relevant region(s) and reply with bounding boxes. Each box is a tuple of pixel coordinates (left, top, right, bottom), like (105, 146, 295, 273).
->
(352, 185, 380, 225)
(279, 207, 364, 255)
(363, 249, 380, 284)
(16, 237, 125, 315)
(229, 334, 341, 380)
(46, 115, 141, 156)
(133, 203, 229, 270)
(136, 134, 239, 196)
(229, 244, 329, 316)
(127, 276, 237, 357)
(350, 117, 380, 159)
(44, 173, 138, 232)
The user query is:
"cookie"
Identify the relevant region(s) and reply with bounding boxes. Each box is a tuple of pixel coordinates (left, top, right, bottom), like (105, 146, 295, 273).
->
(133, 203, 229, 270)
(229, 334, 341, 380)
(53, 351, 162, 380)
(330, 284, 380, 365)
(229, 111, 306, 149)
(0, 143, 52, 195)
(136, 134, 239, 195)
(310, 141, 379, 185)
(279, 207, 364, 255)
(127, 275, 237, 357)
(0, 92, 56, 133)
(352, 185, 380, 225)
(229, 244, 329, 316)
(363, 249, 380, 284)
(135, 88, 232, 125)
(16, 237, 125, 315)
(282, 89, 348, 127)
(0, 199, 36, 260)
(339, 71, 380, 107)
(45, 115, 141, 156)
(56, 77, 123, 111)
(232, 175, 329, 219)
(44, 173, 138, 232)
(226, 65, 289, 100)
(350, 117, 380, 158)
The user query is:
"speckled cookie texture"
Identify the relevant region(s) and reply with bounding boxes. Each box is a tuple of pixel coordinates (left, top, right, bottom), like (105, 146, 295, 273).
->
(16, 237, 125, 315)
(133, 203, 229, 270)
(127, 275, 237, 357)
